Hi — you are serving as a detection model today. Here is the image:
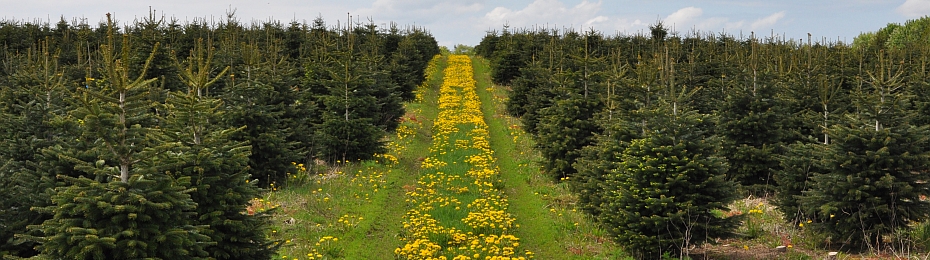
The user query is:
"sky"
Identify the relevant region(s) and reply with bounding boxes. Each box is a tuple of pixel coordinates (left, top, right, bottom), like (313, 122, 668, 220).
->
(3, 0, 930, 48)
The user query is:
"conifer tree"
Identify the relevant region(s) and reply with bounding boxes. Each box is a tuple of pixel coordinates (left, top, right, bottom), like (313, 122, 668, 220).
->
(799, 54, 930, 248)
(0, 41, 67, 257)
(572, 54, 636, 217)
(389, 34, 425, 101)
(507, 58, 556, 135)
(221, 41, 300, 186)
(129, 11, 180, 92)
(773, 140, 824, 223)
(599, 84, 738, 258)
(534, 34, 606, 179)
(160, 38, 279, 259)
(490, 28, 524, 85)
(571, 122, 635, 217)
(357, 22, 405, 133)
(29, 17, 210, 259)
(716, 40, 783, 195)
(310, 20, 387, 162)
(773, 43, 846, 222)
(534, 91, 602, 179)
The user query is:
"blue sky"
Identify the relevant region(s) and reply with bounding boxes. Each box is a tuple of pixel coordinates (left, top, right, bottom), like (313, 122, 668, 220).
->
(3, 0, 929, 47)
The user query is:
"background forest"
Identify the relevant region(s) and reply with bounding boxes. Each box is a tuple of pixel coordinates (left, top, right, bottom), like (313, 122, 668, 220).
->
(478, 17, 930, 257)
(0, 11, 438, 259)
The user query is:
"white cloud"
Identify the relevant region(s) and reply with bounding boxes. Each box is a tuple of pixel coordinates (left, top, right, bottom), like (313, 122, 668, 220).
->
(355, 0, 484, 24)
(585, 16, 609, 26)
(657, 7, 786, 34)
(662, 6, 738, 33)
(750, 11, 785, 31)
(665, 6, 703, 28)
(479, 0, 604, 29)
(897, 0, 930, 17)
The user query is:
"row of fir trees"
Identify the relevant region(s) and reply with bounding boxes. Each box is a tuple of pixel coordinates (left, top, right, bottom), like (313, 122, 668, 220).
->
(0, 12, 439, 259)
(478, 17, 930, 257)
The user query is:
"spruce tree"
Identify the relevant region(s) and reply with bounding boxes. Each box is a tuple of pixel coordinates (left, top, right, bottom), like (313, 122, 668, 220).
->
(508, 59, 556, 135)
(160, 39, 279, 259)
(310, 21, 387, 162)
(571, 121, 635, 217)
(0, 41, 67, 257)
(799, 54, 930, 248)
(600, 86, 738, 258)
(714, 37, 785, 195)
(29, 17, 210, 259)
(221, 41, 300, 186)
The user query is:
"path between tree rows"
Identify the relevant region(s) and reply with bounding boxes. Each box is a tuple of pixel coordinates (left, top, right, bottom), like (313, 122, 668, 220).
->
(270, 54, 620, 260)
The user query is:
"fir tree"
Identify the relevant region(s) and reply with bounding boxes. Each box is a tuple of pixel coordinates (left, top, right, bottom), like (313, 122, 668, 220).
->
(161, 38, 279, 259)
(571, 121, 635, 217)
(0, 41, 67, 257)
(508, 59, 556, 135)
(221, 41, 300, 186)
(799, 54, 930, 249)
(534, 92, 602, 179)
(389, 34, 425, 101)
(534, 34, 607, 179)
(773, 140, 824, 223)
(490, 35, 523, 85)
(29, 16, 210, 259)
(310, 21, 387, 162)
(716, 63, 783, 195)
(600, 86, 738, 258)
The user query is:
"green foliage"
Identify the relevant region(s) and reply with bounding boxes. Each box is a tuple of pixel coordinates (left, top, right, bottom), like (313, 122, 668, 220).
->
(221, 42, 300, 186)
(161, 40, 279, 259)
(507, 60, 556, 134)
(716, 81, 783, 195)
(0, 12, 437, 260)
(798, 57, 930, 249)
(32, 174, 209, 259)
(571, 122, 635, 217)
(0, 40, 69, 257)
(773, 141, 823, 223)
(535, 95, 601, 179)
(853, 16, 930, 50)
(600, 105, 738, 258)
(390, 36, 426, 101)
(24, 18, 213, 259)
(490, 47, 524, 85)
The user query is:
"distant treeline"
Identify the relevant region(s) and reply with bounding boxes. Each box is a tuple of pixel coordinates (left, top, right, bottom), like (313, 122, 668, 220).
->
(0, 12, 438, 259)
(478, 17, 930, 257)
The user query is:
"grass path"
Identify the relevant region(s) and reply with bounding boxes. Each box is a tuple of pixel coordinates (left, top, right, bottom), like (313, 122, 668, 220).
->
(471, 56, 623, 259)
(267, 55, 446, 260)
(395, 55, 533, 259)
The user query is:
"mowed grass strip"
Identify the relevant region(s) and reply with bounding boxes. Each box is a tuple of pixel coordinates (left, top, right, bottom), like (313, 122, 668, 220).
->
(395, 55, 532, 259)
(267, 55, 446, 260)
(471, 56, 625, 259)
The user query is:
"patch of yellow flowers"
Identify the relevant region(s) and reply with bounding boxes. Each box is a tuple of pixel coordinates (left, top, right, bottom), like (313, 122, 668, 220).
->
(396, 55, 532, 259)
(415, 54, 443, 102)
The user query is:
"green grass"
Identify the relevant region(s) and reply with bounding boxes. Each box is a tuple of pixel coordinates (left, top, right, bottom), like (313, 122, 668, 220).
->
(470, 56, 625, 259)
(266, 56, 447, 260)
